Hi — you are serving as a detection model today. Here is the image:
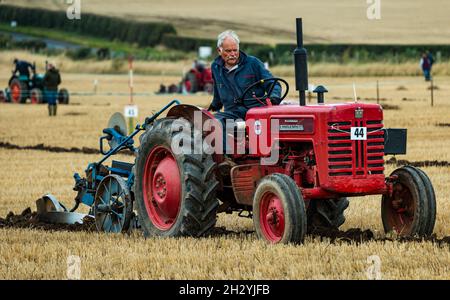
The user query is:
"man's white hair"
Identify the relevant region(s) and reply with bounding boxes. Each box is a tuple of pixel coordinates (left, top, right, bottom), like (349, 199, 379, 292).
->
(217, 30, 240, 49)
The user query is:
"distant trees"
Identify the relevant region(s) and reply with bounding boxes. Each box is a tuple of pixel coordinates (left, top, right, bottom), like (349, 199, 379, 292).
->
(0, 5, 176, 47)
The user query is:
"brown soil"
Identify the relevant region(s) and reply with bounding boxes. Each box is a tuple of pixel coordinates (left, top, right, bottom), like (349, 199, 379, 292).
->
(0, 141, 99, 154)
(402, 97, 424, 102)
(386, 157, 450, 168)
(0, 142, 135, 156)
(1, 209, 449, 246)
(208, 226, 255, 237)
(63, 112, 88, 116)
(363, 97, 387, 102)
(382, 104, 400, 110)
(309, 226, 450, 246)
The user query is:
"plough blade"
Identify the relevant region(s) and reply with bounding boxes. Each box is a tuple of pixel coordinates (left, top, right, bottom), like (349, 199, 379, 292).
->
(36, 194, 90, 225)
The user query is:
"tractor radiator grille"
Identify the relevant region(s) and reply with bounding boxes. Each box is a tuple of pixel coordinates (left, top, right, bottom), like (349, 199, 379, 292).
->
(328, 120, 384, 177)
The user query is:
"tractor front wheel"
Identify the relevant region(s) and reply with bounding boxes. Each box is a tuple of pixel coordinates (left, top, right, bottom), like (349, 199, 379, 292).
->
(253, 173, 307, 244)
(134, 118, 219, 237)
(381, 166, 436, 237)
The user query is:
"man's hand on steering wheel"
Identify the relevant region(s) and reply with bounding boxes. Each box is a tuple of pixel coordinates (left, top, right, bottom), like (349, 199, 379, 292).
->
(235, 77, 289, 108)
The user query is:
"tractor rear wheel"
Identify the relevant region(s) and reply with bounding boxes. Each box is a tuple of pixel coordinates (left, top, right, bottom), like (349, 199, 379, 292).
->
(253, 173, 307, 244)
(381, 166, 436, 237)
(134, 118, 219, 237)
(9, 78, 28, 103)
(307, 198, 349, 232)
(30, 88, 43, 104)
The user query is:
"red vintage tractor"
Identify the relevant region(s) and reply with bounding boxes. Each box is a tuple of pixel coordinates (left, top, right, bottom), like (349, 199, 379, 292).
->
(39, 18, 435, 244)
(131, 18, 436, 244)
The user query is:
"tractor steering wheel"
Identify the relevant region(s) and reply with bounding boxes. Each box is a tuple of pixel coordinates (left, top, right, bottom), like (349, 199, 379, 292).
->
(235, 77, 289, 108)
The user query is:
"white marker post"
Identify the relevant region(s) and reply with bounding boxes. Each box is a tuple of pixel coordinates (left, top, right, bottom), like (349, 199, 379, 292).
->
(93, 79, 98, 95)
(126, 56, 137, 133)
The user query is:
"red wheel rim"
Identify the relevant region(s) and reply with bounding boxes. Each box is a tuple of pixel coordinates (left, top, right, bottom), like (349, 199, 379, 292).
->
(384, 182, 416, 235)
(259, 191, 285, 243)
(11, 83, 21, 103)
(143, 146, 181, 230)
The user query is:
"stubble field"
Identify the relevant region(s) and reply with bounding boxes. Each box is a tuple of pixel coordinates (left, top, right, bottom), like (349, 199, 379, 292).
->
(0, 72, 449, 279)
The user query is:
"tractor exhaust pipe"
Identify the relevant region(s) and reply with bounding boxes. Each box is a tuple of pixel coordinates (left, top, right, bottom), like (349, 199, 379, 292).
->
(294, 18, 308, 106)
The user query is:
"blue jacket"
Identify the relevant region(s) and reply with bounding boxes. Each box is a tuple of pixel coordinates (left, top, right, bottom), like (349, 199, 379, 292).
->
(211, 51, 281, 114)
(14, 60, 35, 78)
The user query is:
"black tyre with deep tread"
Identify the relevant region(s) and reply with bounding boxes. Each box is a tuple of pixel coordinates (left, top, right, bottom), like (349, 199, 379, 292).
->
(403, 166, 436, 236)
(381, 166, 436, 237)
(253, 173, 307, 244)
(134, 117, 219, 237)
(307, 198, 349, 231)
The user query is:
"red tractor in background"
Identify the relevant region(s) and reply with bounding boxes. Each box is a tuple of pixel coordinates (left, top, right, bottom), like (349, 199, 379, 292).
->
(182, 60, 213, 94)
(156, 61, 213, 95)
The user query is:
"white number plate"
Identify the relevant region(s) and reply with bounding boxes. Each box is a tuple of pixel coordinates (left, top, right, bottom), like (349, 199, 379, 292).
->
(350, 127, 367, 140)
(124, 105, 138, 118)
